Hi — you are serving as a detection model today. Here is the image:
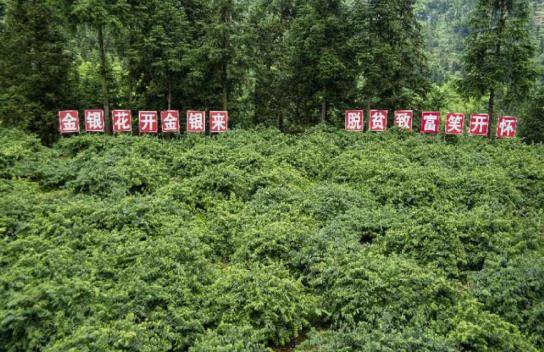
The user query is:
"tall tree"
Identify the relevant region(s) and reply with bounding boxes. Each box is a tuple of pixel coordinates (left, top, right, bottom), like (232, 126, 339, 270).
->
(0, 0, 74, 144)
(69, 0, 129, 133)
(204, 0, 246, 112)
(353, 0, 430, 113)
(287, 0, 358, 125)
(125, 0, 190, 110)
(459, 0, 536, 119)
(247, 0, 296, 130)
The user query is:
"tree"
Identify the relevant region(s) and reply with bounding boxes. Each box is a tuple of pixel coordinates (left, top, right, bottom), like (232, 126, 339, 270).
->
(459, 0, 537, 120)
(68, 0, 129, 133)
(287, 0, 358, 125)
(0, 0, 74, 144)
(203, 0, 246, 112)
(125, 0, 190, 110)
(246, 0, 296, 130)
(521, 83, 544, 143)
(354, 0, 430, 113)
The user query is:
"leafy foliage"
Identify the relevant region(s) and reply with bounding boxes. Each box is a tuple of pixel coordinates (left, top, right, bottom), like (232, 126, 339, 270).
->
(1, 127, 543, 350)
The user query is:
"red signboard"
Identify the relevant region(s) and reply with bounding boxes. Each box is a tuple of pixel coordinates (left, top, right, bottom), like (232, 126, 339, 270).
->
(187, 110, 206, 133)
(421, 112, 440, 134)
(469, 114, 490, 136)
(160, 110, 180, 133)
(445, 113, 465, 135)
(394, 110, 413, 131)
(369, 110, 388, 132)
(496, 116, 517, 139)
(209, 111, 229, 133)
(139, 111, 158, 133)
(84, 109, 104, 132)
(345, 110, 364, 131)
(112, 110, 132, 133)
(58, 110, 80, 134)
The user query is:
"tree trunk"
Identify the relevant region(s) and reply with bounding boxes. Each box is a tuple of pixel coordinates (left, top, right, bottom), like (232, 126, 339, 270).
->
(488, 88, 495, 120)
(167, 77, 172, 110)
(489, 0, 506, 121)
(221, 62, 228, 111)
(320, 100, 327, 124)
(98, 25, 111, 134)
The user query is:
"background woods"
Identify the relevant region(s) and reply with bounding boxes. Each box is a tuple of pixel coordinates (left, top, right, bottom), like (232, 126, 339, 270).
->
(0, 0, 543, 143)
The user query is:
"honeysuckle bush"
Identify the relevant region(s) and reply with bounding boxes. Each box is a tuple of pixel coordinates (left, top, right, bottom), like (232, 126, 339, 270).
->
(1, 126, 543, 351)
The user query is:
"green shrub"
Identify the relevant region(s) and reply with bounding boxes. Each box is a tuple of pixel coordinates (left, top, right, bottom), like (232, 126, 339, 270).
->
(1, 127, 543, 351)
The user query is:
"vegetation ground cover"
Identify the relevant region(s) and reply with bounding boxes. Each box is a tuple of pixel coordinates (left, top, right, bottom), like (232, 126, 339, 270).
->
(1, 127, 543, 351)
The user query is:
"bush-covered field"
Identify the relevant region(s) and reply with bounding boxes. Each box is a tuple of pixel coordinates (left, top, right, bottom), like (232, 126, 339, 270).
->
(1, 126, 543, 351)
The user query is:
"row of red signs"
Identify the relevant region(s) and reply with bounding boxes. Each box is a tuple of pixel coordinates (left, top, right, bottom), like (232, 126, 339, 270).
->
(58, 110, 229, 134)
(59, 109, 517, 138)
(345, 110, 517, 138)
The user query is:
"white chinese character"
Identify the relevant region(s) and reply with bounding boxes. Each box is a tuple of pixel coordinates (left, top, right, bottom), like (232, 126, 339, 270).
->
(114, 111, 131, 130)
(140, 113, 156, 131)
(211, 113, 226, 131)
(471, 115, 488, 134)
(396, 113, 411, 129)
(447, 115, 463, 133)
(163, 112, 178, 131)
(62, 113, 78, 132)
(189, 112, 204, 131)
(371, 111, 385, 130)
(424, 115, 437, 132)
(86, 111, 103, 130)
(499, 119, 515, 136)
(347, 112, 362, 130)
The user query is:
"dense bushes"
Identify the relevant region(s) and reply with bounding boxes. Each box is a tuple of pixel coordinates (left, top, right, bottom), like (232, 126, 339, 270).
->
(1, 127, 543, 351)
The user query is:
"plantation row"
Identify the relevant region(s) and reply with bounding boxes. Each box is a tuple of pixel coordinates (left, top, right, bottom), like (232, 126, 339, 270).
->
(1, 126, 543, 351)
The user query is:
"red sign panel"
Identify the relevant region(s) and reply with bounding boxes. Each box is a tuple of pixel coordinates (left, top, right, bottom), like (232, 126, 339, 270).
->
(394, 110, 413, 131)
(496, 116, 517, 139)
(139, 111, 158, 133)
(421, 112, 440, 134)
(209, 111, 229, 133)
(58, 110, 80, 134)
(112, 110, 132, 133)
(84, 109, 104, 132)
(469, 114, 490, 136)
(445, 113, 465, 135)
(187, 110, 206, 133)
(345, 110, 364, 131)
(160, 110, 180, 133)
(369, 110, 388, 132)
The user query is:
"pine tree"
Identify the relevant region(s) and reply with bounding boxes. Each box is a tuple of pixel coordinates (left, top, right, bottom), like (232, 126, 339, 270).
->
(0, 0, 74, 144)
(522, 83, 544, 143)
(203, 0, 246, 112)
(69, 0, 129, 133)
(247, 0, 296, 129)
(125, 0, 190, 110)
(354, 0, 430, 113)
(459, 0, 537, 119)
(287, 0, 358, 125)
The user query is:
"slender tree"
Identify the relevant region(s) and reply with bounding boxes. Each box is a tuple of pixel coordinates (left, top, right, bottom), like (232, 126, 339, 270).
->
(69, 0, 129, 133)
(125, 0, 190, 110)
(204, 0, 243, 111)
(0, 0, 74, 143)
(353, 0, 430, 113)
(247, 0, 296, 129)
(459, 0, 536, 119)
(287, 0, 358, 125)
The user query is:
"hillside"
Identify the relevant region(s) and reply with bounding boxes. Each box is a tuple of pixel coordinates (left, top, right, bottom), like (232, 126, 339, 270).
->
(1, 127, 543, 351)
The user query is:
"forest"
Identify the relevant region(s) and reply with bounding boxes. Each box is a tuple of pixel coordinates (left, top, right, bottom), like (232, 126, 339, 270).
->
(1, 0, 544, 351)
(0, 0, 544, 142)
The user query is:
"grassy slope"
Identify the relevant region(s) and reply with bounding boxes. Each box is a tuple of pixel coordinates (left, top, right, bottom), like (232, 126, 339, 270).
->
(1, 126, 543, 351)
